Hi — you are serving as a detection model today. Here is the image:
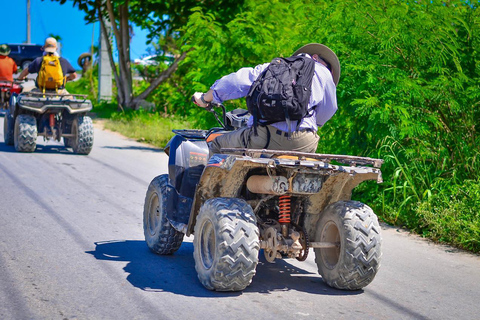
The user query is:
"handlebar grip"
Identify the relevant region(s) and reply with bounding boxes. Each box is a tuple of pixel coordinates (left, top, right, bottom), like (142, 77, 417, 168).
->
(192, 94, 214, 110)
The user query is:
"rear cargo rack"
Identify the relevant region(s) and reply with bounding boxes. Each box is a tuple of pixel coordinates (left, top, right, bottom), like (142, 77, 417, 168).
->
(20, 91, 89, 103)
(221, 148, 384, 168)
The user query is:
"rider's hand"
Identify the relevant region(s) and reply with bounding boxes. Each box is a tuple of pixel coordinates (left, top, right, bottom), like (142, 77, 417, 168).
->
(192, 92, 210, 108)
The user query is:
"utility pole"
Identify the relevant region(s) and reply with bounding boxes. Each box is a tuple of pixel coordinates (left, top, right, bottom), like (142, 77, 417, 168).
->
(98, 19, 112, 102)
(26, 0, 31, 43)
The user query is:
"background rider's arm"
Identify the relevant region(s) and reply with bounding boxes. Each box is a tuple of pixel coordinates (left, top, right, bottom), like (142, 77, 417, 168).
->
(17, 68, 29, 80)
(60, 58, 77, 82)
(66, 72, 77, 82)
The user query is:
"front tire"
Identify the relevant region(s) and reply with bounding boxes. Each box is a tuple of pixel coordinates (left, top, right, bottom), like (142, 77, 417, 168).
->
(314, 201, 382, 290)
(193, 198, 260, 291)
(14, 114, 37, 152)
(70, 115, 94, 155)
(3, 110, 14, 145)
(143, 175, 184, 255)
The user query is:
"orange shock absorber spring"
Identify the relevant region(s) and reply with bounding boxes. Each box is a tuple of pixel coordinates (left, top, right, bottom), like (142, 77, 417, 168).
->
(49, 114, 55, 128)
(278, 195, 291, 224)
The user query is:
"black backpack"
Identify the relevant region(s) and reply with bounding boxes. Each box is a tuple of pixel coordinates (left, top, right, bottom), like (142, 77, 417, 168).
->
(246, 55, 315, 134)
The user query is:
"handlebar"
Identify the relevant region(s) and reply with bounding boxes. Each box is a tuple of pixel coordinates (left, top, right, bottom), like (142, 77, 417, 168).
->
(0, 79, 23, 84)
(191, 95, 228, 130)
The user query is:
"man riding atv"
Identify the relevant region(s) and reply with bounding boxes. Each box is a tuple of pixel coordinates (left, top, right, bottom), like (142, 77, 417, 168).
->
(0, 44, 22, 110)
(17, 37, 77, 92)
(4, 37, 93, 154)
(145, 43, 382, 292)
(0, 44, 18, 83)
(193, 43, 339, 155)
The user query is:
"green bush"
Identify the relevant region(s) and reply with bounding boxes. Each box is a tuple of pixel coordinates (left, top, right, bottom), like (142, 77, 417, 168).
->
(92, 0, 480, 253)
(416, 179, 480, 252)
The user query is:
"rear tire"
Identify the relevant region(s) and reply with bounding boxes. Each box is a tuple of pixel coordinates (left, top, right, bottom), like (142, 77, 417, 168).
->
(143, 175, 184, 255)
(63, 137, 71, 148)
(3, 110, 14, 145)
(14, 114, 37, 152)
(314, 201, 382, 290)
(70, 115, 94, 155)
(193, 198, 259, 291)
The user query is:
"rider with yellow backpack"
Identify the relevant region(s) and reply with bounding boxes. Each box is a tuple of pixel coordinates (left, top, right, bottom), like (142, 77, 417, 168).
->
(17, 37, 77, 93)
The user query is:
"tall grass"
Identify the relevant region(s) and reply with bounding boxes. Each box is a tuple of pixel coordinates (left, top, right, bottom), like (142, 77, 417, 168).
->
(103, 108, 193, 148)
(377, 136, 480, 253)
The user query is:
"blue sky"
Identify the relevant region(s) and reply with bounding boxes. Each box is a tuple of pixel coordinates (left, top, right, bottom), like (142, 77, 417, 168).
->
(5, 0, 151, 69)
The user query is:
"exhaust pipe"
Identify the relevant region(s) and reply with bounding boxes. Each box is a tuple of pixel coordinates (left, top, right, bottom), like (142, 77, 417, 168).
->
(246, 175, 288, 195)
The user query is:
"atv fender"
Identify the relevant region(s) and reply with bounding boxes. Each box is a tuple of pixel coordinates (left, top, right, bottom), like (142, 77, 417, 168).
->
(164, 181, 193, 234)
(186, 153, 382, 236)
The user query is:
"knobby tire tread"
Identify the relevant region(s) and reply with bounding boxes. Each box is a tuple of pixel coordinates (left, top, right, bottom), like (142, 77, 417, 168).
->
(143, 175, 184, 255)
(193, 197, 260, 291)
(72, 116, 94, 155)
(14, 114, 37, 152)
(314, 200, 382, 290)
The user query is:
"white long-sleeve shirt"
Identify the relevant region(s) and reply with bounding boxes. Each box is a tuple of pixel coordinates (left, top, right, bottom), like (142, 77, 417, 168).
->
(210, 56, 338, 132)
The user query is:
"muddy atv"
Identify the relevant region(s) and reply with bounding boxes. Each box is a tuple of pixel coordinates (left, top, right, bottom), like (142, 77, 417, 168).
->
(3, 91, 94, 154)
(143, 104, 383, 291)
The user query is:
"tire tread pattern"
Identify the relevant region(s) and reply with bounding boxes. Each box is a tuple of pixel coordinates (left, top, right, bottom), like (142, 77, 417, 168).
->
(143, 175, 184, 255)
(194, 198, 260, 291)
(315, 200, 382, 290)
(3, 110, 14, 145)
(15, 114, 37, 152)
(72, 116, 94, 155)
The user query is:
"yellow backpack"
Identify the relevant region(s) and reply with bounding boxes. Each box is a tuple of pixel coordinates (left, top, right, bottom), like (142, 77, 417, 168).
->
(37, 54, 65, 91)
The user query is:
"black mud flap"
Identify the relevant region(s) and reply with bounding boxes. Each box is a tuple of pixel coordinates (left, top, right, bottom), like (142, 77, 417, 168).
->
(165, 183, 193, 234)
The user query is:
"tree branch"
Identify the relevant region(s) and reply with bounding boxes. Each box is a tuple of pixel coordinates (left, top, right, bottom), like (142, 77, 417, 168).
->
(131, 51, 188, 106)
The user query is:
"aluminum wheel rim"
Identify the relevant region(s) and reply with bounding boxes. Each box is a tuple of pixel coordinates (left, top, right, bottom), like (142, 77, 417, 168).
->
(147, 193, 160, 236)
(70, 119, 78, 148)
(321, 220, 340, 268)
(200, 220, 215, 269)
(13, 118, 19, 148)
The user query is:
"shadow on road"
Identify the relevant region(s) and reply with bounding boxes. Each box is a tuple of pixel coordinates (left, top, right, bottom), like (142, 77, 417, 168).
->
(102, 145, 164, 153)
(0, 142, 74, 155)
(87, 240, 361, 297)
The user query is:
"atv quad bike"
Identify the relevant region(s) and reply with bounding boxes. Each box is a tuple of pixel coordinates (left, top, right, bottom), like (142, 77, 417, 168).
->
(3, 91, 94, 154)
(0, 80, 23, 110)
(144, 104, 383, 291)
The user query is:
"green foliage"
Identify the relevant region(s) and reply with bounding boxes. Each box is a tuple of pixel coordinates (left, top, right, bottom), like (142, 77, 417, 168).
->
(65, 66, 98, 101)
(60, 0, 480, 252)
(176, 0, 480, 252)
(104, 109, 193, 148)
(417, 179, 480, 252)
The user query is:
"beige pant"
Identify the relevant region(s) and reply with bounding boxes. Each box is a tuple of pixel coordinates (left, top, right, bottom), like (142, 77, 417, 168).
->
(210, 125, 319, 155)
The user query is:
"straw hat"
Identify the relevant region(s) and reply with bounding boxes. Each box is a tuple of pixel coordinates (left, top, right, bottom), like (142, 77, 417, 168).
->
(43, 37, 58, 53)
(293, 43, 341, 85)
(0, 44, 11, 56)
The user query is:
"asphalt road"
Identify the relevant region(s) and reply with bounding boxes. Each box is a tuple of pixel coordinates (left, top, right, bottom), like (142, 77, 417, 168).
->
(1, 117, 479, 320)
